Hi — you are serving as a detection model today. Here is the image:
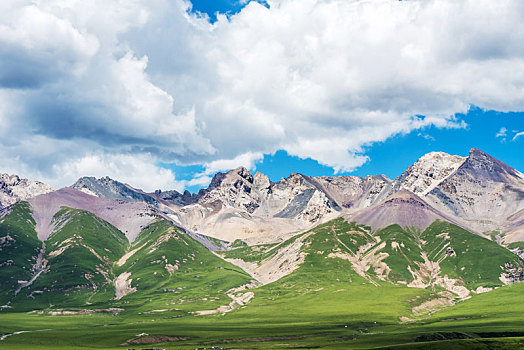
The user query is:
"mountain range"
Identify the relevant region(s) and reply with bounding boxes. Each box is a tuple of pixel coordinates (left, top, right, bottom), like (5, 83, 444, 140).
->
(1, 147, 524, 349)
(63, 147, 524, 247)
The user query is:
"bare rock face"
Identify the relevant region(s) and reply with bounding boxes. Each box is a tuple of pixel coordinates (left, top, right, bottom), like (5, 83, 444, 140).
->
(197, 167, 260, 214)
(166, 170, 343, 244)
(0, 173, 54, 209)
(153, 189, 195, 207)
(257, 173, 341, 224)
(425, 148, 524, 232)
(313, 175, 391, 209)
(133, 148, 524, 244)
(505, 208, 524, 244)
(44, 147, 524, 245)
(391, 152, 466, 195)
(72, 176, 158, 206)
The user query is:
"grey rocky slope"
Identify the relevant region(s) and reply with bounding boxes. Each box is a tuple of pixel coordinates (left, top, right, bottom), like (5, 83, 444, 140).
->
(167, 169, 343, 244)
(72, 176, 199, 210)
(422, 148, 524, 236)
(72, 176, 158, 206)
(505, 208, 524, 244)
(0, 173, 54, 209)
(389, 151, 466, 195)
(63, 148, 524, 246)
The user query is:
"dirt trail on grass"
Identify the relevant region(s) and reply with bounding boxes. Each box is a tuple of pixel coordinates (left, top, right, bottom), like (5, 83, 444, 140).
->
(0, 329, 51, 341)
(193, 282, 257, 316)
(407, 252, 470, 299)
(116, 242, 147, 266)
(412, 297, 453, 316)
(1, 242, 49, 310)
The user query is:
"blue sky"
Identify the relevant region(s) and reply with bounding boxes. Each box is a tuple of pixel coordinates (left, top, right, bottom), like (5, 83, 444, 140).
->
(162, 1, 524, 193)
(168, 106, 524, 193)
(190, 0, 269, 22)
(1, 1, 523, 192)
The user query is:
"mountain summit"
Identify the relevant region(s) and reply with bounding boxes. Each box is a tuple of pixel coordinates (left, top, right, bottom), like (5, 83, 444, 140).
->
(61, 148, 524, 245)
(0, 173, 54, 209)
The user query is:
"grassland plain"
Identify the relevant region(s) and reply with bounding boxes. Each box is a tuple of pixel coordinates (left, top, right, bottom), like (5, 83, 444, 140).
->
(0, 213, 523, 349)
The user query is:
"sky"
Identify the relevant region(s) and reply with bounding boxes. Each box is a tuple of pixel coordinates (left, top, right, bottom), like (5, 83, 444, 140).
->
(0, 0, 523, 193)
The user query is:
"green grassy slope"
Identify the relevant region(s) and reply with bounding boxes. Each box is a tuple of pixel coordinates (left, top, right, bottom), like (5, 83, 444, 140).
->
(224, 218, 522, 294)
(1, 282, 522, 349)
(17, 207, 129, 309)
(0, 216, 523, 349)
(421, 221, 523, 289)
(112, 219, 253, 314)
(0, 202, 41, 306)
(2, 204, 252, 314)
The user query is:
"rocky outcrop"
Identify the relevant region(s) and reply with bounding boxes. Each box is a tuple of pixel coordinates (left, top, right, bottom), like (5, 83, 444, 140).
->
(313, 174, 391, 209)
(197, 167, 261, 214)
(166, 169, 341, 244)
(72, 176, 158, 206)
(425, 148, 524, 232)
(153, 189, 195, 206)
(0, 173, 54, 209)
(390, 152, 466, 196)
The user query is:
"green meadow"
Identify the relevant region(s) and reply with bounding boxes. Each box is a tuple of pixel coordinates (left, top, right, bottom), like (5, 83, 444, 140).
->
(1, 209, 523, 349)
(1, 282, 523, 349)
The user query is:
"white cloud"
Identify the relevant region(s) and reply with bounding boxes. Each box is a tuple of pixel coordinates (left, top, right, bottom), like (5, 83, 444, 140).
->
(53, 153, 184, 193)
(202, 152, 264, 175)
(187, 152, 264, 188)
(1, 0, 524, 190)
(496, 127, 508, 141)
(512, 131, 524, 141)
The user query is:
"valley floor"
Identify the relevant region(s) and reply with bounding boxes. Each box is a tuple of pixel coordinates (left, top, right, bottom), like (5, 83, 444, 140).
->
(1, 282, 524, 349)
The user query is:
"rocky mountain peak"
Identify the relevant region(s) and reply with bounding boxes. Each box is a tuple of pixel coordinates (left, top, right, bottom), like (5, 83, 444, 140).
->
(422, 148, 524, 234)
(208, 167, 254, 190)
(1, 173, 21, 186)
(468, 147, 487, 157)
(253, 172, 271, 194)
(197, 167, 259, 213)
(392, 151, 466, 195)
(461, 147, 522, 181)
(234, 166, 253, 180)
(0, 173, 54, 208)
(71, 176, 157, 205)
(280, 173, 310, 187)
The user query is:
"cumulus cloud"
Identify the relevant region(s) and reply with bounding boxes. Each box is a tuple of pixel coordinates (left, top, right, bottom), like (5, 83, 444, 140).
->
(53, 153, 183, 192)
(187, 151, 264, 188)
(1, 0, 524, 189)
